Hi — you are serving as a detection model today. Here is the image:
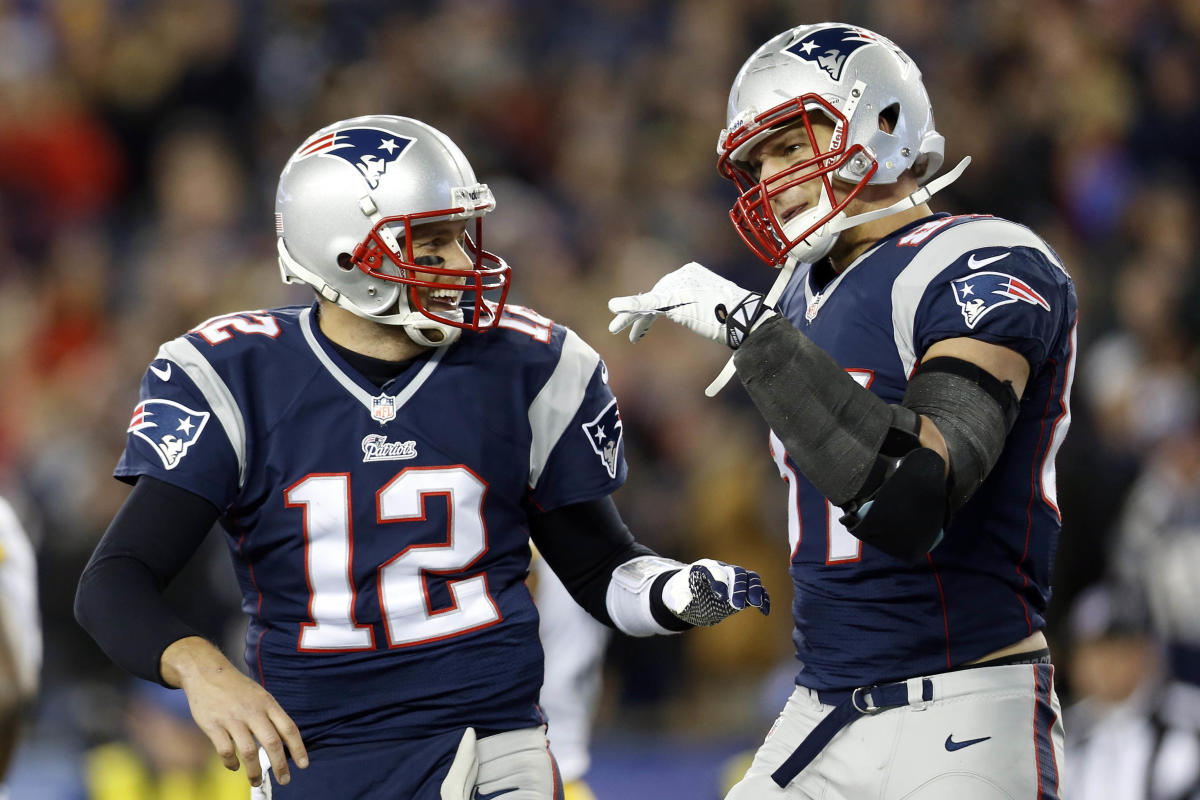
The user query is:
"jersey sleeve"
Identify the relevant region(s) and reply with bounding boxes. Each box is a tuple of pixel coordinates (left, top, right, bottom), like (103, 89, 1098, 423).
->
(114, 341, 241, 510)
(911, 245, 1071, 368)
(526, 328, 627, 511)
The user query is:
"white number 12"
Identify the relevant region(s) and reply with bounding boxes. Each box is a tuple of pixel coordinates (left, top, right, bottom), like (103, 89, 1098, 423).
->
(285, 466, 501, 652)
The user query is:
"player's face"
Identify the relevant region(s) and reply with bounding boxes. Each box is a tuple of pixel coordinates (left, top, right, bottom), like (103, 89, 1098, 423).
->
(747, 118, 839, 225)
(404, 219, 473, 315)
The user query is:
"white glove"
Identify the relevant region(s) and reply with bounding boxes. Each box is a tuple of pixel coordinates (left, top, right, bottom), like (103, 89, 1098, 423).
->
(608, 262, 752, 344)
(662, 558, 770, 626)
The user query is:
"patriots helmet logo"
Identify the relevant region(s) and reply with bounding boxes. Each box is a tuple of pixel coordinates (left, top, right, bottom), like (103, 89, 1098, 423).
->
(295, 127, 414, 189)
(127, 399, 210, 469)
(952, 271, 1051, 329)
(784, 25, 878, 81)
(582, 398, 623, 480)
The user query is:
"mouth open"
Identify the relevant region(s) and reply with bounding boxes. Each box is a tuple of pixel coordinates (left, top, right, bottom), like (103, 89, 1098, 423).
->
(424, 289, 463, 313)
(779, 203, 808, 224)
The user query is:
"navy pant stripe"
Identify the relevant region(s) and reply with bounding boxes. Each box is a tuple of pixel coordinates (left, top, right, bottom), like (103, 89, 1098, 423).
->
(1033, 663, 1060, 800)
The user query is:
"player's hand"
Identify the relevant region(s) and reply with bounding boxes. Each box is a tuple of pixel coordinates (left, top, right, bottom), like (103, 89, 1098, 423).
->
(661, 558, 770, 626)
(161, 637, 309, 788)
(608, 262, 753, 344)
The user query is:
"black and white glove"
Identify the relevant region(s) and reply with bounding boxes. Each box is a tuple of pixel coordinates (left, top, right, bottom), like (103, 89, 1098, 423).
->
(607, 262, 776, 348)
(662, 558, 770, 626)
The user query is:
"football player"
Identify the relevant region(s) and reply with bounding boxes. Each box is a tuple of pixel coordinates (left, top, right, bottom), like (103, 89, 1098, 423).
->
(609, 23, 1075, 799)
(75, 115, 769, 799)
(0, 496, 40, 792)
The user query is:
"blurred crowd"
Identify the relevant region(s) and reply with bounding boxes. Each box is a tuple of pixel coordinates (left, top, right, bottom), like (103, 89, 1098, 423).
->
(1, 0, 1199, 796)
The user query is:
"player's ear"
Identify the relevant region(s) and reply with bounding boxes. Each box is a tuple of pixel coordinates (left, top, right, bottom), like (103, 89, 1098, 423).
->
(878, 104, 899, 134)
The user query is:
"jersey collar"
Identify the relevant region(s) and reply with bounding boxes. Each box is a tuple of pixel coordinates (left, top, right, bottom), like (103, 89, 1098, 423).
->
(299, 305, 447, 425)
(800, 213, 953, 322)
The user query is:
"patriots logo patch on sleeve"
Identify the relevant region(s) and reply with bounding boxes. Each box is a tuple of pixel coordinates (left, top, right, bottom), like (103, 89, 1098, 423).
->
(582, 398, 623, 479)
(127, 399, 210, 469)
(951, 271, 1051, 329)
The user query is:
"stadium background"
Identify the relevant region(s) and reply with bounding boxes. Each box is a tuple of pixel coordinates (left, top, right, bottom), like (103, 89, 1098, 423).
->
(0, 0, 1198, 796)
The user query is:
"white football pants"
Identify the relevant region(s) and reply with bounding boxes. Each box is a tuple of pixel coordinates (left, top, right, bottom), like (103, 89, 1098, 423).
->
(726, 663, 1065, 799)
(473, 726, 564, 800)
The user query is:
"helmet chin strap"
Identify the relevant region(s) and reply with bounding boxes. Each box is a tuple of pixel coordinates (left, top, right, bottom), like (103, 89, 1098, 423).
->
(776, 157, 972, 271)
(828, 156, 972, 235)
(403, 318, 462, 348)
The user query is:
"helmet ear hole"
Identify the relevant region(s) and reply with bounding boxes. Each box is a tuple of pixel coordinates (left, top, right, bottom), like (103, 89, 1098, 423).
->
(879, 103, 900, 134)
(336, 252, 355, 271)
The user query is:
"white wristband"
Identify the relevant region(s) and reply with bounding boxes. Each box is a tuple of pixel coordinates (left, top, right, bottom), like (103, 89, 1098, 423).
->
(605, 556, 685, 637)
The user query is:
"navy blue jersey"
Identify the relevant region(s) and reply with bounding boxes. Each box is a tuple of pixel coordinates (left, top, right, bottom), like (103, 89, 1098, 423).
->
(769, 213, 1077, 691)
(115, 301, 626, 746)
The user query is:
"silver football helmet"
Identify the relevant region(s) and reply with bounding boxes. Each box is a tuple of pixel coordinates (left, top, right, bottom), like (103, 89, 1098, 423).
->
(717, 23, 968, 266)
(276, 114, 510, 347)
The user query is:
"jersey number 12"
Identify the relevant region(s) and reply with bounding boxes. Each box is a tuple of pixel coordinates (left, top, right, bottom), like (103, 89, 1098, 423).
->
(286, 466, 501, 652)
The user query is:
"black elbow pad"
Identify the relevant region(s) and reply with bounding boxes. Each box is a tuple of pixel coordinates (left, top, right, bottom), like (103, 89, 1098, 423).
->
(839, 447, 948, 563)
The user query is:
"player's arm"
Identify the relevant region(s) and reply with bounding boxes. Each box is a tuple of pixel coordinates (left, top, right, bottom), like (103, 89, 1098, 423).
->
(609, 260, 1042, 562)
(915, 336, 1029, 464)
(74, 477, 307, 787)
(529, 496, 769, 636)
(733, 315, 1025, 562)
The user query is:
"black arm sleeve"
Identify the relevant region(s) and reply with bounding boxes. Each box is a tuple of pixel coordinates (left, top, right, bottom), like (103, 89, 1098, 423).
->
(528, 496, 688, 631)
(74, 476, 220, 685)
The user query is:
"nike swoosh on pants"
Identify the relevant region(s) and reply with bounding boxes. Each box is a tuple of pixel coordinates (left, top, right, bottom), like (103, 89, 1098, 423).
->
(474, 787, 520, 800)
(944, 734, 992, 751)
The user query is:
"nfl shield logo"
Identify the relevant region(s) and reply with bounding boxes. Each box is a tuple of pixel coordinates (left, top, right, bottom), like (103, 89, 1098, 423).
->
(371, 394, 396, 423)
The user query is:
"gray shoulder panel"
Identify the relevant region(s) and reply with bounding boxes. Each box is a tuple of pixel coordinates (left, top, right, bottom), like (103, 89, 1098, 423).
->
(527, 328, 601, 489)
(156, 338, 247, 488)
(890, 218, 1065, 376)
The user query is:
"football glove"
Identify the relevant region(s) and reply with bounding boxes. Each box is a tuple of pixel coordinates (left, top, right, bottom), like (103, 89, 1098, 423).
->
(608, 262, 770, 346)
(662, 558, 770, 626)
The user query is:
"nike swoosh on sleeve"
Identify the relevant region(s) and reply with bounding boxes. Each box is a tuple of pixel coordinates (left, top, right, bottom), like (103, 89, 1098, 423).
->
(150, 363, 172, 381)
(967, 252, 1010, 269)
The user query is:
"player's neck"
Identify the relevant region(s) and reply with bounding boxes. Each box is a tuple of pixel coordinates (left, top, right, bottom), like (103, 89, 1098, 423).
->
(828, 201, 934, 272)
(316, 300, 429, 362)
